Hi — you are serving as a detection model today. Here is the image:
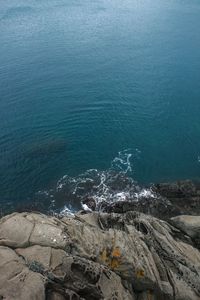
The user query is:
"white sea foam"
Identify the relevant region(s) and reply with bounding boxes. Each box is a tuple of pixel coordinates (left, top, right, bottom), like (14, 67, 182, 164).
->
(135, 188, 156, 200)
(59, 205, 74, 216)
(35, 149, 159, 215)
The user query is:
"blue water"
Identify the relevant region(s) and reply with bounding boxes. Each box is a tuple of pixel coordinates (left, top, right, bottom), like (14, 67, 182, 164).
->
(0, 0, 200, 211)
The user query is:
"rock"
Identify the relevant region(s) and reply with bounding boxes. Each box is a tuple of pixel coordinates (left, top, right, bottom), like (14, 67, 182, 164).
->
(0, 213, 34, 247)
(100, 196, 180, 221)
(154, 180, 197, 198)
(29, 222, 66, 249)
(0, 246, 45, 300)
(46, 291, 66, 300)
(18, 246, 134, 299)
(171, 215, 200, 238)
(102, 180, 200, 221)
(16, 245, 52, 270)
(153, 180, 200, 217)
(65, 179, 200, 224)
(0, 212, 71, 249)
(0, 211, 200, 299)
(171, 215, 200, 247)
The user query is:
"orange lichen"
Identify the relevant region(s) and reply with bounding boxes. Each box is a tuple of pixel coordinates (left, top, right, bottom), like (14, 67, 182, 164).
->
(100, 249, 109, 263)
(110, 256, 121, 269)
(99, 246, 122, 270)
(136, 268, 145, 278)
(111, 246, 121, 258)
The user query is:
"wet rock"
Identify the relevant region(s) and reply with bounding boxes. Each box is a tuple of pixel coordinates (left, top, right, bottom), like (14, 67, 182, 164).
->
(153, 180, 200, 217)
(100, 196, 180, 220)
(154, 180, 197, 198)
(101, 180, 200, 221)
(81, 196, 97, 211)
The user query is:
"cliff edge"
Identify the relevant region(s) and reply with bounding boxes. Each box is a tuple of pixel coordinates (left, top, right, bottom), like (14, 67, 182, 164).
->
(0, 207, 200, 299)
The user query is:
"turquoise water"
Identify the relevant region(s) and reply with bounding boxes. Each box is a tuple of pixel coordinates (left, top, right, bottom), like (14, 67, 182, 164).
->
(0, 0, 200, 211)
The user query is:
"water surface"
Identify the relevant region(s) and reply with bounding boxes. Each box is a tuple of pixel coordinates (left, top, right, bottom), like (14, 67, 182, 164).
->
(0, 0, 200, 211)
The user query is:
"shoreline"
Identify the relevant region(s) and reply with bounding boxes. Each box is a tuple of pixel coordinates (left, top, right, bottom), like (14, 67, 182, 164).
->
(0, 179, 200, 299)
(1, 179, 200, 220)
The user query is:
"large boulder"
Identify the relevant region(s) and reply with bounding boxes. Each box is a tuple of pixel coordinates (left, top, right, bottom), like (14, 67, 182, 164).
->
(171, 215, 200, 247)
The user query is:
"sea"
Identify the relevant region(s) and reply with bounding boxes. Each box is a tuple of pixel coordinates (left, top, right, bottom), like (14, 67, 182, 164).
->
(0, 0, 200, 213)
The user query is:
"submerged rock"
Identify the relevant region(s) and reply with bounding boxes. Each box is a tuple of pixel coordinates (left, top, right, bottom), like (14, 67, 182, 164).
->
(0, 211, 200, 299)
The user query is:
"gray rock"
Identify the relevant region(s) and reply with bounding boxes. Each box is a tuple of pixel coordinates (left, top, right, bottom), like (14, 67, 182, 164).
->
(0, 213, 34, 248)
(0, 211, 200, 299)
(171, 215, 200, 238)
(0, 246, 45, 300)
(16, 245, 52, 270)
(46, 292, 66, 300)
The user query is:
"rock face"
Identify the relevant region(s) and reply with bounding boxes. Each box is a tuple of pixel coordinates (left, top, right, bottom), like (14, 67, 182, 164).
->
(0, 211, 200, 300)
(171, 215, 200, 248)
(0, 245, 45, 299)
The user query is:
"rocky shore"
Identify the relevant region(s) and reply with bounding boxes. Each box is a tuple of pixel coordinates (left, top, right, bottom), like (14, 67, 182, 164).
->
(0, 180, 200, 299)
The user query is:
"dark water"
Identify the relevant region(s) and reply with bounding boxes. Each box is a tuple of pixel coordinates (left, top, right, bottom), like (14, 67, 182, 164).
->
(0, 0, 200, 212)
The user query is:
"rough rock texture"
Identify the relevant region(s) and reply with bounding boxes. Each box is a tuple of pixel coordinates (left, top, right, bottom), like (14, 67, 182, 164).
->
(171, 215, 200, 248)
(0, 245, 45, 299)
(0, 211, 200, 299)
(153, 180, 200, 216)
(99, 180, 200, 221)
